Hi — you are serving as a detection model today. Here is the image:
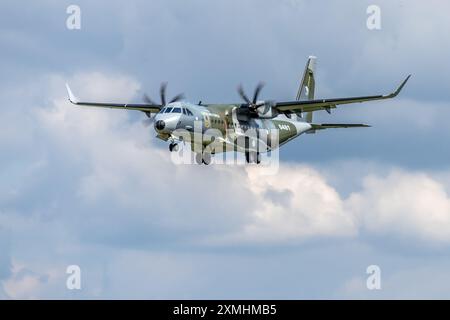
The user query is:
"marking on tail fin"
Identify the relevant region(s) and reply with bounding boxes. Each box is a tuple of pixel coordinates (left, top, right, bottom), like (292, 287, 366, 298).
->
(296, 55, 317, 101)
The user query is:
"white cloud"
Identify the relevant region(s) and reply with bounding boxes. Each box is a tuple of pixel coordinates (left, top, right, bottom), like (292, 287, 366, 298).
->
(1, 261, 54, 299)
(213, 165, 358, 244)
(3, 0, 450, 300)
(348, 170, 450, 245)
(218, 165, 450, 246)
(3, 70, 450, 298)
(9, 71, 450, 248)
(30, 72, 359, 245)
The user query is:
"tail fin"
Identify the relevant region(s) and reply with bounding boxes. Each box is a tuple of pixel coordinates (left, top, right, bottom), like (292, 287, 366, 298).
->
(296, 56, 317, 123)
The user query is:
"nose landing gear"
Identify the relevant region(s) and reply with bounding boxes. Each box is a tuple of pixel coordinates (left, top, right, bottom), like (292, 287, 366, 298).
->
(169, 143, 179, 152)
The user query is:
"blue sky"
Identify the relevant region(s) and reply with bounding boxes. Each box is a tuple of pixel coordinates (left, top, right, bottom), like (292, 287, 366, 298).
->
(1, 0, 450, 299)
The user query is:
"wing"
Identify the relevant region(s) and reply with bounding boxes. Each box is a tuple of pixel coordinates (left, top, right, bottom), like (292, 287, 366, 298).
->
(65, 84, 162, 113)
(275, 75, 411, 113)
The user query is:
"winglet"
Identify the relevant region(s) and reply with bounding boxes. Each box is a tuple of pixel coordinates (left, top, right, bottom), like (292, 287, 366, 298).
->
(65, 83, 79, 104)
(389, 75, 411, 98)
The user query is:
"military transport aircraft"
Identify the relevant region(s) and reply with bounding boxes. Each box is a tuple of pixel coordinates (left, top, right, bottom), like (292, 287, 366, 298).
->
(66, 56, 410, 165)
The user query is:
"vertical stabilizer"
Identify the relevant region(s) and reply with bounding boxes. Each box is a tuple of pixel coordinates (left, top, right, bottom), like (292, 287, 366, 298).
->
(296, 56, 316, 124)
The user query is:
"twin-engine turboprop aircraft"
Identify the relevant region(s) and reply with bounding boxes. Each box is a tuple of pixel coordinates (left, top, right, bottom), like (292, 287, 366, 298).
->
(66, 56, 410, 164)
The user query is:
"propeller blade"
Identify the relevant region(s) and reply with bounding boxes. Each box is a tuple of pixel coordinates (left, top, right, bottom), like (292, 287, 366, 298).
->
(143, 93, 155, 105)
(142, 111, 156, 127)
(169, 93, 185, 104)
(160, 82, 167, 106)
(237, 84, 252, 105)
(142, 118, 154, 127)
(253, 82, 265, 104)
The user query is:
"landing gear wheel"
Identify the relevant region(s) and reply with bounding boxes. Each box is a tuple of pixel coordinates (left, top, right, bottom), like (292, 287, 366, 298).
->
(169, 143, 179, 152)
(245, 151, 261, 164)
(202, 152, 211, 165)
(195, 153, 203, 165)
(195, 152, 212, 165)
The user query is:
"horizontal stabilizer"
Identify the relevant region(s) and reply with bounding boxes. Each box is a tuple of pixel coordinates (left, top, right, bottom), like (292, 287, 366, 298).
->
(310, 123, 371, 130)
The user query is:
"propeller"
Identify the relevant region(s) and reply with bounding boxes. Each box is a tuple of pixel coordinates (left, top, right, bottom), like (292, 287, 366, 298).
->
(143, 93, 156, 105)
(142, 117, 154, 127)
(169, 93, 185, 104)
(157, 82, 185, 106)
(237, 82, 266, 112)
(142, 82, 185, 126)
(160, 82, 167, 106)
(143, 82, 185, 107)
(141, 110, 155, 127)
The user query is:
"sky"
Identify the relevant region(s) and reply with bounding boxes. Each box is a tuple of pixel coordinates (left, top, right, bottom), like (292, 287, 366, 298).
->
(1, 0, 450, 299)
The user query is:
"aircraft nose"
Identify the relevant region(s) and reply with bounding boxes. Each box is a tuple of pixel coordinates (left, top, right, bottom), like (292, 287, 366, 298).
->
(155, 120, 165, 131)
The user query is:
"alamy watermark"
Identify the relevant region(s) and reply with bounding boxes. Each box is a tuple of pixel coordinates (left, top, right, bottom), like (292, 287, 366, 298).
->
(66, 5, 81, 30)
(366, 265, 381, 290)
(168, 120, 280, 174)
(66, 265, 81, 290)
(367, 5, 382, 30)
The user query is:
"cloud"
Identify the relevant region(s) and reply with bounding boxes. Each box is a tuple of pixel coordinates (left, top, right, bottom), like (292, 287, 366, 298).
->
(1, 261, 50, 299)
(24, 72, 359, 246)
(4, 71, 450, 249)
(348, 170, 450, 245)
(2, 0, 450, 300)
(14, 71, 450, 249)
(2, 69, 450, 298)
(213, 165, 450, 247)
(212, 165, 358, 244)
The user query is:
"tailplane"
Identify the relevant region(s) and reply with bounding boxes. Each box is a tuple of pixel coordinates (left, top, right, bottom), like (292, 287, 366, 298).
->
(310, 123, 371, 130)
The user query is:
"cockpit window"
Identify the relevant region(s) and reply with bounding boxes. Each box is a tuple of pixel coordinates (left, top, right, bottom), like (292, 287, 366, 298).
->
(160, 108, 166, 113)
(182, 108, 187, 115)
(165, 107, 173, 113)
(186, 109, 193, 116)
(172, 107, 181, 113)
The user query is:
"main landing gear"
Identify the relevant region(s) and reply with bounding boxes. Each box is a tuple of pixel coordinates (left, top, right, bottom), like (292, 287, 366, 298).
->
(195, 151, 261, 165)
(245, 151, 261, 164)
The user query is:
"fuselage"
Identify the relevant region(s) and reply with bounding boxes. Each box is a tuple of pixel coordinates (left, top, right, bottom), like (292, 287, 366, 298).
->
(153, 101, 312, 153)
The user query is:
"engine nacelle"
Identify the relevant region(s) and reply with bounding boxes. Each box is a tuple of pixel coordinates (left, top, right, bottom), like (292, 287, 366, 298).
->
(255, 100, 278, 119)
